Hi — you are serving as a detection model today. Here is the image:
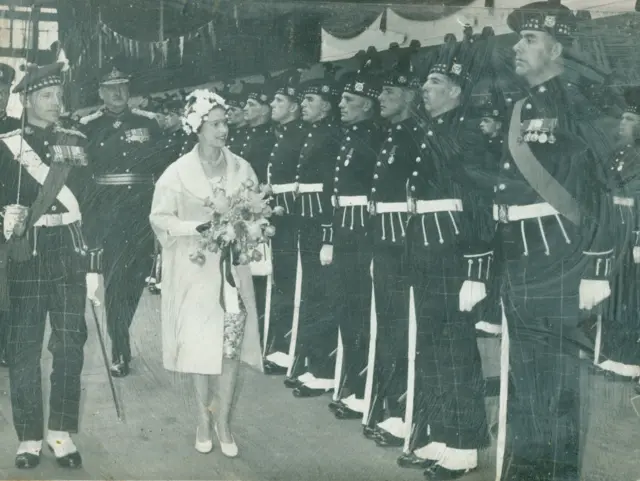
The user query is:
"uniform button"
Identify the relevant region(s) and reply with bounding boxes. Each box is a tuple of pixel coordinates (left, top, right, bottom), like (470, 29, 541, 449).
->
(421, 143, 426, 149)
(498, 183, 506, 191)
(334, 177, 338, 181)
(387, 137, 392, 142)
(304, 143, 308, 147)
(373, 174, 378, 179)
(341, 146, 346, 151)
(295, 175, 300, 180)
(51, 205, 57, 212)
(271, 153, 275, 157)
(382, 150, 387, 154)
(308, 133, 313, 138)
(427, 131, 433, 136)
(396, 125, 402, 130)
(335, 166, 339, 172)
(376, 162, 381, 166)
(100, 142, 104, 146)
(412, 171, 418, 176)
(503, 162, 510, 169)
(44, 141, 49, 146)
(371, 187, 376, 193)
(125, 169, 130, 173)
(128, 185, 132, 190)
(120, 136, 124, 140)
(416, 157, 421, 163)
(46, 153, 51, 158)
(525, 103, 532, 110)
(274, 143, 279, 147)
(410, 186, 416, 192)
(334, 188, 338, 193)
(346, 137, 351, 141)
(123, 153, 127, 157)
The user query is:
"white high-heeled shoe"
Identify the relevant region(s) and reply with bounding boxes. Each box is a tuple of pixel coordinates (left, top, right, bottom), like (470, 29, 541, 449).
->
(195, 427, 213, 454)
(214, 424, 238, 458)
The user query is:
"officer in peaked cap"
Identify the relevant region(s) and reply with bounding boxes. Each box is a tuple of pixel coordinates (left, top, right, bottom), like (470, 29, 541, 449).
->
(399, 31, 493, 480)
(475, 3, 621, 479)
(77, 56, 177, 378)
(262, 69, 308, 377)
(596, 86, 640, 395)
(1, 56, 101, 469)
(320, 53, 382, 421)
(284, 65, 342, 398)
(0, 62, 19, 368)
(362, 42, 422, 449)
(225, 83, 248, 155)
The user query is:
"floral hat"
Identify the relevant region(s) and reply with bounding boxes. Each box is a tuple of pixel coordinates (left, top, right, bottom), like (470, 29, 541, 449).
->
(182, 89, 228, 135)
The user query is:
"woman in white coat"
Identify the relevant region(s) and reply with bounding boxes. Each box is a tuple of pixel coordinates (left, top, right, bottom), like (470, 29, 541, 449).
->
(149, 90, 263, 457)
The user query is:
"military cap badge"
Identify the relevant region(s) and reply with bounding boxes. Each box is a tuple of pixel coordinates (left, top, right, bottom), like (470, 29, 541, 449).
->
(398, 75, 407, 85)
(321, 85, 330, 93)
(451, 63, 462, 75)
(544, 15, 556, 28)
(355, 82, 364, 92)
(287, 87, 295, 96)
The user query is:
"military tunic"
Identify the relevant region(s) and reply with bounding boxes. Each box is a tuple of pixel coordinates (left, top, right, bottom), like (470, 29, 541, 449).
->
(79, 107, 168, 365)
(490, 77, 616, 477)
(227, 125, 247, 156)
(404, 108, 491, 454)
(328, 119, 379, 406)
(263, 119, 307, 368)
(364, 117, 420, 430)
(598, 143, 640, 373)
(238, 123, 275, 184)
(0, 123, 100, 441)
(288, 116, 341, 383)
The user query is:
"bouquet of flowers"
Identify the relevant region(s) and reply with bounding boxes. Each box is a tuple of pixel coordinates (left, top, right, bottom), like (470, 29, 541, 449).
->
(189, 180, 284, 268)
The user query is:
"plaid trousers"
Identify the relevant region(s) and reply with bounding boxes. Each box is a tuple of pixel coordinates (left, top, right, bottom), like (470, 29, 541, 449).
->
(8, 227, 88, 442)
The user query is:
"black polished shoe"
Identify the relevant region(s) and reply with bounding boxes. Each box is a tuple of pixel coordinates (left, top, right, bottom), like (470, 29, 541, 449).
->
(397, 452, 436, 470)
(328, 399, 345, 412)
(15, 451, 40, 469)
(292, 385, 331, 398)
(635, 382, 640, 395)
(284, 376, 302, 389)
(110, 360, 130, 378)
(363, 425, 382, 440)
(264, 361, 287, 375)
(48, 445, 82, 468)
(375, 430, 404, 447)
(334, 405, 362, 420)
(424, 464, 477, 480)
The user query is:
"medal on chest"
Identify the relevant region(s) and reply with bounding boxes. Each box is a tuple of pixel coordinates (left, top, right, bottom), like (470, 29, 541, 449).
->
(113, 120, 122, 129)
(125, 128, 151, 143)
(387, 145, 397, 165)
(344, 148, 354, 167)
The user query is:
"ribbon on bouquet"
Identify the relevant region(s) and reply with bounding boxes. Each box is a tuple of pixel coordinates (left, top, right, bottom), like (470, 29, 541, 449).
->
(219, 244, 240, 314)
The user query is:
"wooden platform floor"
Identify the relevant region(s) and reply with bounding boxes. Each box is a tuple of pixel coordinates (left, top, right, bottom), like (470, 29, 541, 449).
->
(0, 290, 638, 481)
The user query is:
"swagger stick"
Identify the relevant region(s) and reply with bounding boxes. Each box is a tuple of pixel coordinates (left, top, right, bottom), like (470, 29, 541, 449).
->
(90, 302, 123, 421)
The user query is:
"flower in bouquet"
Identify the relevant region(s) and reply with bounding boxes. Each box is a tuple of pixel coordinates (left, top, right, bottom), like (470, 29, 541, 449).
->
(182, 89, 228, 135)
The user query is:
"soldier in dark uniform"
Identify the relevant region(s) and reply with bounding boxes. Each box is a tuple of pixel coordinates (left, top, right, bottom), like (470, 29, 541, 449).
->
(320, 55, 381, 419)
(397, 32, 492, 480)
(78, 60, 175, 378)
(362, 44, 421, 447)
(225, 84, 247, 155)
(262, 71, 307, 376)
(461, 4, 618, 479)
(0, 62, 20, 367)
(596, 87, 640, 384)
(286, 68, 342, 398)
(0, 59, 102, 469)
(240, 79, 275, 183)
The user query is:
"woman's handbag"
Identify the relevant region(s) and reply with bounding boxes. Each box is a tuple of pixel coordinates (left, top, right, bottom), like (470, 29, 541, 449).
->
(250, 240, 272, 276)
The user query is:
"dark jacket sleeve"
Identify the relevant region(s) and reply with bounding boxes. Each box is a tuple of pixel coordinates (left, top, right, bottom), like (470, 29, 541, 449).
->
(320, 128, 342, 246)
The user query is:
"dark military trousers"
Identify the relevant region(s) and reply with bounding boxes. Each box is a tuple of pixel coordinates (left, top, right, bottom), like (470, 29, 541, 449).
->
(290, 220, 338, 380)
(333, 234, 372, 399)
(407, 241, 489, 452)
(0, 310, 9, 361)
(366, 244, 410, 427)
(103, 220, 155, 364)
(264, 215, 298, 359)
(8, 227, 88, 441)
(499, 220, 591, 481)
(252, 276, 268, 351)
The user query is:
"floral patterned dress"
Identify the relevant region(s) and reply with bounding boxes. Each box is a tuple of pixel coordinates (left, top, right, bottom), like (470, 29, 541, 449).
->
(209, 176, 247, 361)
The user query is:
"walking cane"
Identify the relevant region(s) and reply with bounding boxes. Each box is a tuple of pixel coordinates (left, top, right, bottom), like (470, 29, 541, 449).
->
(89, 302, 123, 421)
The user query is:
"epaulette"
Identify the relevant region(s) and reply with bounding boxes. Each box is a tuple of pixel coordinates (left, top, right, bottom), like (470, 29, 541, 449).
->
(0, 129, 20, 140)
(131, 108, 159, 120)
(78, 109, 104, 125)
(54, 126, 88, 139)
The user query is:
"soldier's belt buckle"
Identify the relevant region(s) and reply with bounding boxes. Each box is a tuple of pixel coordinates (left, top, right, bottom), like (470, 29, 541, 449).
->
(497, 204, 509, 223)
(368, 201, 376, 215)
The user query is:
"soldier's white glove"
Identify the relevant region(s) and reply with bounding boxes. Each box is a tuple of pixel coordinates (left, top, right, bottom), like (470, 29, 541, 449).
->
(319, 244, 333, 266)
(633, 246, 640, 264)
(86, 273, 101, 307)
(579, 279, 610, 310)
(459, 280, 486, 312)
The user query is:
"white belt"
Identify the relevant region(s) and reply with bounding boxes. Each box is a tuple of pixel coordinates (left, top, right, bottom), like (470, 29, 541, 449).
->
(375, 201, 409, 214)
(613, 196, 634, 207)
(332, 195, 368, 207)
(34, 211, 81, 227)
(271, 183, 297, 195)
(414, 199, 462, 214)
(493, 202, 558, 223)
(297, 183, 323, 194)
(94, 173, 154, 185)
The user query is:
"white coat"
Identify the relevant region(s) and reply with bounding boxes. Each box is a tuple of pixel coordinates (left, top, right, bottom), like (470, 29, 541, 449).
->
(149, 145, 263, 375)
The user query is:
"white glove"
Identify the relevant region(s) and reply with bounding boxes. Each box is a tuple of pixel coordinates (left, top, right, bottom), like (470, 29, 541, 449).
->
(459, 280, 487, 312)
(319, 244, 333, 266)
(86, 273, 101, 307)
(579, 279, 610, 310)
(633, 246, 640, 264)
